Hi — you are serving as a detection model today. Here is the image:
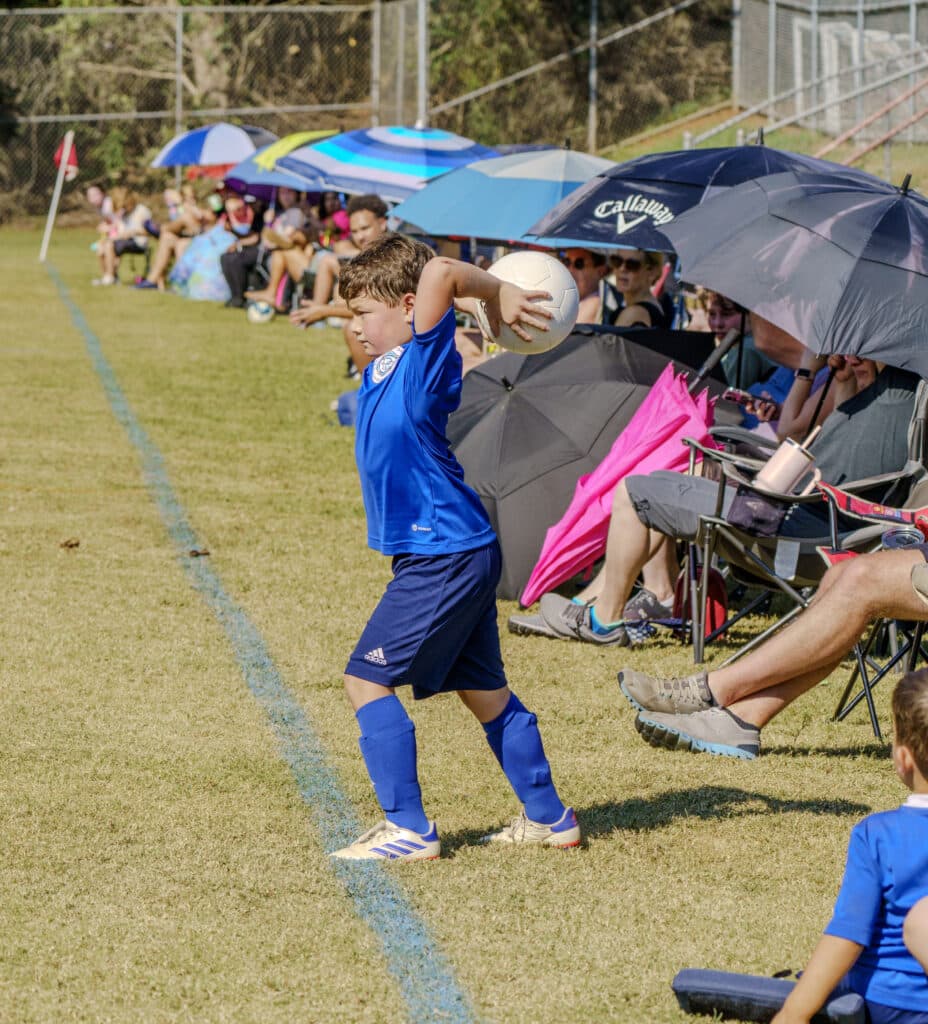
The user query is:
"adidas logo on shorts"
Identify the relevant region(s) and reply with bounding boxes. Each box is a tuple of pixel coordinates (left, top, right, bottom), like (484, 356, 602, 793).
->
(363, 647, 388, 666)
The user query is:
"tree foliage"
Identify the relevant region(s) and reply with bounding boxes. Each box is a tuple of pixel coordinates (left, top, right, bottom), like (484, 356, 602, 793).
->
(0, 0, 731, 215)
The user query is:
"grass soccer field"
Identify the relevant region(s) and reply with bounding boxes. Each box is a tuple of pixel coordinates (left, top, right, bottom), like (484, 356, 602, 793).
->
(0, 225, 902, 1023)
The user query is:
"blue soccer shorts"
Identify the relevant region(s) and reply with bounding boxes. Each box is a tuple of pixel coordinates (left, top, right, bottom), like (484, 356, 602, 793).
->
(345, 541, 508, 700)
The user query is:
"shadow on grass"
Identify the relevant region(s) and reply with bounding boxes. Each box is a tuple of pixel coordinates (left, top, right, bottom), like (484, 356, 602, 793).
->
(439, 785, 871, 855)
(577, 785, 871, 840)
(763, 742, 889, 759)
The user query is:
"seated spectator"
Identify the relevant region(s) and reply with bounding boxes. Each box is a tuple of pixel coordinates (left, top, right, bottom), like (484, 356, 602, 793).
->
(290, 194, 390, 372)
(315, 190, 353, 254)
(93, 187, 151, 286)
(765, 671, 928, 1024)
(218, 195, 264, 309)
(86, 184, 116, 243)
(623, 553, 928, 760)
(135, 185, 217, 290)
(560, 248, 617, 324)
(242, 186, 307, 308)
(609, 249, 673, 329)
(509, 315, 920, 645)
(704, 291, 777, 391)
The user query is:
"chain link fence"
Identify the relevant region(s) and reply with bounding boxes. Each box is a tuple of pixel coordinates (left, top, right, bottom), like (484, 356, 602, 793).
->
(736, 0, 928, 140)
(1, 0, 731, 220)
(0, 3, 380, 218)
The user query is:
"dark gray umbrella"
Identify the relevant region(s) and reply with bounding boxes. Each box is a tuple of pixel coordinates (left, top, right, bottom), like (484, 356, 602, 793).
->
(662, 170, 928, 375)
(448, 327, 728, 599)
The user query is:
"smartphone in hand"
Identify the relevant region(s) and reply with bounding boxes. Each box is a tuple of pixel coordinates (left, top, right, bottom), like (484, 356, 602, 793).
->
(722, 387, 755, 405)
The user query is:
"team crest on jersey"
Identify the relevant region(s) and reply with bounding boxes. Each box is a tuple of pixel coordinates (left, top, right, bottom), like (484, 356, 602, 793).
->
(371, 346, 405, 384)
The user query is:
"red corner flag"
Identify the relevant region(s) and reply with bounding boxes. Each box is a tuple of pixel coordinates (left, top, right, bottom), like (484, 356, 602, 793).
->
(54, 137, 79, 181)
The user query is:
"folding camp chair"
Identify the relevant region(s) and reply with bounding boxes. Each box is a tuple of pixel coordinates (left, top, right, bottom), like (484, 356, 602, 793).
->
(682, 379, 928, 665)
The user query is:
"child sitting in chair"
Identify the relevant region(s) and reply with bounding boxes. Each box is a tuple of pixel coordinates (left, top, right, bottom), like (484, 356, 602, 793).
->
(773, 669, 928, 1023)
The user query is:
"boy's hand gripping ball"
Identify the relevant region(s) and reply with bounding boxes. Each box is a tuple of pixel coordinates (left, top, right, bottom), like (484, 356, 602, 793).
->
(474, 251, 579, 355)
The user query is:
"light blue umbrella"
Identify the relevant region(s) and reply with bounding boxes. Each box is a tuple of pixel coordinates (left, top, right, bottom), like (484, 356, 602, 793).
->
(390, 149, 615, 242)
(276, 125, 498, 202)
(151, 123, 277, 168)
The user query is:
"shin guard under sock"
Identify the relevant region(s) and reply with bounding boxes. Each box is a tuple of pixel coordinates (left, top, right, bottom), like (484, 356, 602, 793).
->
(482, 691, 566, 825)
(356, 695, 429, 835)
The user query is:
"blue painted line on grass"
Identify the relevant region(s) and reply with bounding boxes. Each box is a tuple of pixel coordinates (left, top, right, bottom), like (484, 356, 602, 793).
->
(47, 266, 478, 1024)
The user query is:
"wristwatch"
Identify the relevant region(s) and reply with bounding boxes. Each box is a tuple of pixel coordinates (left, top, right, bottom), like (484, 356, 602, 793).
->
(795, 367, 813, 380)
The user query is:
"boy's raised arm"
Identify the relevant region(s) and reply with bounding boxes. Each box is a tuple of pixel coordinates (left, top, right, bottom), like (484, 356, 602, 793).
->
(414, 257, 551, 341)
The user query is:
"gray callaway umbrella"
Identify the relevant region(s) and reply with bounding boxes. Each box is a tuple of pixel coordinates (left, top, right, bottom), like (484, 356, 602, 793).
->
(447, 327, 726, 599)
(662, 169, 928, 375)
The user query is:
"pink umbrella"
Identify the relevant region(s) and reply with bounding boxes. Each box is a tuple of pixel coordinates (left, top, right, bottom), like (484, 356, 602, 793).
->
(520, 365, 719, 606)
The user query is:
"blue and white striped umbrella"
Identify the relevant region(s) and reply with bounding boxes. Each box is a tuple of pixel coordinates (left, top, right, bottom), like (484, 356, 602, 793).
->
(151, 123, 278, 169)
(391, 149, 615, 242)
(276, 126, 498, 202)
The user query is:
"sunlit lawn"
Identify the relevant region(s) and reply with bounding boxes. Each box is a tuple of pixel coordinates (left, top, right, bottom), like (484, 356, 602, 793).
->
(0, 226, 901, 1023)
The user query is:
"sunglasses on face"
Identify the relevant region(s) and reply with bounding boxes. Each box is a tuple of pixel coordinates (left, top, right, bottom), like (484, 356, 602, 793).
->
(560, 255, 594, 271)
(611, 255, 644, 272)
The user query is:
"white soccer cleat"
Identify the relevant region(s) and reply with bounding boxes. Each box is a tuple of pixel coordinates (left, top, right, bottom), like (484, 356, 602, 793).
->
(483, 807, 581, 848)
(330, 820, 440, 861)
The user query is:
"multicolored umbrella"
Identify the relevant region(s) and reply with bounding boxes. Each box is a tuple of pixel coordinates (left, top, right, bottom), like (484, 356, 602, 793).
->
(390, 148, 615, 242)
(151, 122, 277, 169)
(251, 130, 334, 171)
(224, 131, 335, 201)
(276, 126, 499, 202)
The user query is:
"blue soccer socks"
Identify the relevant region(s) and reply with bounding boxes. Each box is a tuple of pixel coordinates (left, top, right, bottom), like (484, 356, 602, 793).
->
(356, 695, 430, 835)
(482, 691, 566, 826)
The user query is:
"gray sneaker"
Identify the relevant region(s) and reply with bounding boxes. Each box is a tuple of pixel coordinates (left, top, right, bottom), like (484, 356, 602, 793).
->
(623, 587, 674, 622)
(507, 610, 565, 639)
(539, 593, 628, 646)
(618, 668, 714, 714)
(634, 707, 760, 760)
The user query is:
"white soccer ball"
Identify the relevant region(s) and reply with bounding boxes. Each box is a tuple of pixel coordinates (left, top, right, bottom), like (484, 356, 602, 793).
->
(246, 300, 275, 324)
(473, 251, 579, 355)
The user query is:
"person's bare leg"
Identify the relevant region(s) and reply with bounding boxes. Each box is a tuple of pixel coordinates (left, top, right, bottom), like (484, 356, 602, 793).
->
(147, 229, 180, 287)
(710, 549, 927, 726)
(312, 254, 339, 305)
(457, 686, 510, 723)
(904, 896, 928, 973)
(344, 673, 390, 711)
(575, 481, 670, 622)
(245, 249, 287, 305)
(102, 239, 117, 279)
(282, 247, 309, 285)
(639, 535, 678, 605)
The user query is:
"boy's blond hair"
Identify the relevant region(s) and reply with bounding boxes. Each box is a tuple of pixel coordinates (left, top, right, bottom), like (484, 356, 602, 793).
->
(339, 233, 433, 307)
(893, 668, 928, 776)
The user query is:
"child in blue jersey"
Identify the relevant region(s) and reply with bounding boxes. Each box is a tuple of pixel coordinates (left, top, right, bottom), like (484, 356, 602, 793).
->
(330, 233, 580, 861)
(773, 668, 928, 1024)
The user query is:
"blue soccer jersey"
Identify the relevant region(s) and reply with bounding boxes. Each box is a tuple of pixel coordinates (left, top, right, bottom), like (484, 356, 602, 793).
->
(825, 798, 928, 1012)
(354, 306, 495, 555)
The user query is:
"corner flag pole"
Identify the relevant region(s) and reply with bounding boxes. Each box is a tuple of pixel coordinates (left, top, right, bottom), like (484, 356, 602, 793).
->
(39, 129, 74, 263)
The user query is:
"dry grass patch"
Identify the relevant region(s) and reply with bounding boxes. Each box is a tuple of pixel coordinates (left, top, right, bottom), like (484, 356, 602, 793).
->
(0, 226, 902, 1023)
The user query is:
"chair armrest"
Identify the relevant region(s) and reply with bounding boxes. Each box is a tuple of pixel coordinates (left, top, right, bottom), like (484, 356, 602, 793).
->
(721, 461, 826, 505)
(708, 425, 779, 453)
(683, 436, 765, 471)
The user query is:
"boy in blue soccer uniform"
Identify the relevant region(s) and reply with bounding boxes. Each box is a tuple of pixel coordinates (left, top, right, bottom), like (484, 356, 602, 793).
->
(331, 233, 579, 860)
(773, 668, 928, 1024)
